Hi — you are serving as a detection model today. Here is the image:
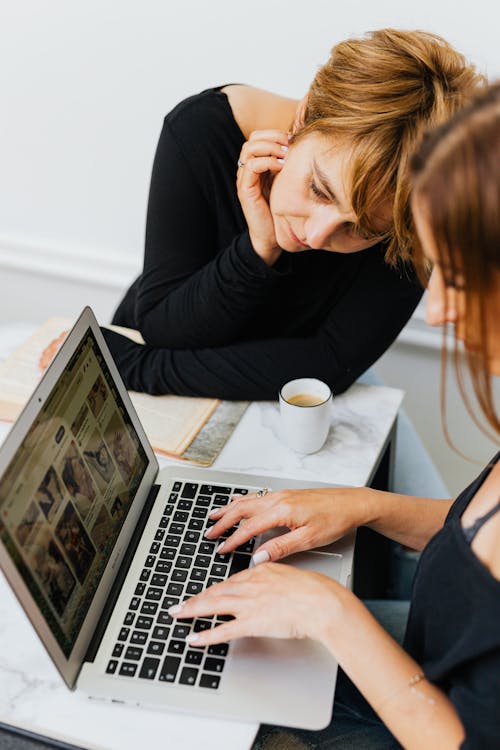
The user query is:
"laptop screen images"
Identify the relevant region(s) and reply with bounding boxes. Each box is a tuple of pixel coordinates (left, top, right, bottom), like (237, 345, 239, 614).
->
(0, 327, 149, 656)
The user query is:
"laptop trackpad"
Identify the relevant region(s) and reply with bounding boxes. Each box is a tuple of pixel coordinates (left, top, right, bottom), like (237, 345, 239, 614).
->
(282, 550, 343, 581)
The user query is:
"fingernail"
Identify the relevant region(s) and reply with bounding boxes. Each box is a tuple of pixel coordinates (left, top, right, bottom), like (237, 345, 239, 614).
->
(252, 550, 270, 565)
(280, 145, 288, 152)
(168, 604, 183, 615)
(208, 508, 220, 518)
(287, 132, 292, 141)
(277, 158, 285, 164)
(215, 541, 225, 553)
(186, 633, 200, 645)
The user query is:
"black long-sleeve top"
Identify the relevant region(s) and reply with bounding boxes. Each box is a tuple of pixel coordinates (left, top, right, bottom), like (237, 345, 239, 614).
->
(403, 452, 500, 749)
(107, 87, 423, 400)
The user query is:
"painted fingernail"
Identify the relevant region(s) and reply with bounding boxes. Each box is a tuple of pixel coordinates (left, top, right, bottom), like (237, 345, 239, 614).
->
(277, 158, 285, 164)
(281, 145, 288, 152)
(185, 633, 200, 645)
(215, 541, 225, 553)
(168, 604, 184, 615)
(208, 508, 221, 518)
(204, 528, 214, 538)
(252, 550, 270, 565)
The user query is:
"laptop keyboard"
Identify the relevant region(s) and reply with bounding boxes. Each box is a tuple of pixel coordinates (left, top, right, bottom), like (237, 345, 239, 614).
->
(105, 480, 256, 690)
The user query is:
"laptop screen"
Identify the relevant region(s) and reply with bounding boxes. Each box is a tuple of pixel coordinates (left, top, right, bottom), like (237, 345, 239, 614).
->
(0, 327, 149, 657)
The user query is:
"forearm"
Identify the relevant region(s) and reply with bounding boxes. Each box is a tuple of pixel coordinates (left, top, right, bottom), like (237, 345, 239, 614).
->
(361, 488, 452, 551)
(321, 586, 464, 750)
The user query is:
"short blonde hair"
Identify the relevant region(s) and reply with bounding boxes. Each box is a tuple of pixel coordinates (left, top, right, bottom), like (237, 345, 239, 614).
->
(295, 29, 485, 265)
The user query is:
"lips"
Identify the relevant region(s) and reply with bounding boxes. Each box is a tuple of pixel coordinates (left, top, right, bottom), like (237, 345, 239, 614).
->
(288, 222, 308, 249)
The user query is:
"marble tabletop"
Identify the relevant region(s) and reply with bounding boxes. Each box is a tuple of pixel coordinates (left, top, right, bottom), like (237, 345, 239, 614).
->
(0, 322, 403, 750)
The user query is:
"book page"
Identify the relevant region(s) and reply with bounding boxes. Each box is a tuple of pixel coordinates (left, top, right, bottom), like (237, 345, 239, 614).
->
(0, 318, 219, 457)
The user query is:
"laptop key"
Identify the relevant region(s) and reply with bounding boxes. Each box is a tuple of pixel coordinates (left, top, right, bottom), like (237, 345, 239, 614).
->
(152, 625, 170, 640)
(210, 563, 227, 577)
(236, 541, 256, 554)
(155, 560, 171, 574)
(194, 555, 211, 568)
(136, 616, 153, 630)
(184, 531, 200, 544)
(169, 523, 185, 535)
(194, 619, 212, 633)
(181, 483, 198, 499)
(177, 499, 193, 511)
(179, 667, 199, 686)
(185, 650, 203, 665)
(180, 543, 196, 556)
(159, 655, 181, 682)
(151, 574, 168, 587)
(208, 643, 229, 657)
(164, 503, 174, 516)
(106, 660, 118, 674)
(176, 556, 192, 569)
(145, 587, 162, 601)
(200, 674, 220, 689)
(168, 640, 186, 655)
(162, 596, 179, 610)
(147, 640, 165, 656)
(118, 627, 130, 641)
(167, 582, 183, 597)
(154, 529, 165, 541)
(233, 488, 249, 495)
(169, 492, 179, 502)
(200, 485, 231, 495)
(229, 553, 251, 576)
(123, 612, 135, 626)
(140, 569, 151, 582)
(165, 534, 181, 547)
(134, 581, 145, 595)
(160, 547, 176, 560)
(192, 507, 208, 519)
(131, 630, 148, 645)
(145, 555, 156, 568)
(172, 569, 188, 583)
(186, 581, 203, 596)
(213, 494, 230, 506)
(119, 662, 137, 677)
(140, 601, 158, 615)
(199, 541, 216, 555)
(157, 611, 173, 626)
(125, 646, 143, 661)
(112, 644, 123, 657)
(172, 624, 191, 639)
(159, 516, 169, 529)
(172, 481, 182, 492)
(196, 495, 211, 507)
(150, 541, 160, 554)
(188, 519, 204, 532)
(204, 657, 225, 673)
(190, 568, 207, 582)
(139, 657, 160, 680)
(206, 577, 222, 588)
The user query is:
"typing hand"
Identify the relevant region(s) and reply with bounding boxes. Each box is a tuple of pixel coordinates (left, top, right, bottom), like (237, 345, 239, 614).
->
(237, 129, 288, 266)
(169, 562, 342, 645)
(205, 486, 371, 562)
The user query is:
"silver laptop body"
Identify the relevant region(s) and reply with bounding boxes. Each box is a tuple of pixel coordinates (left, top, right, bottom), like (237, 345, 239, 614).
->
(0, 307, 354, 730)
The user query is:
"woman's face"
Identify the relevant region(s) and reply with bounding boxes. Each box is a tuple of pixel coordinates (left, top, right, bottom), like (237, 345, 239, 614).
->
(269, 133, 391, 254)
(413, 202, 500, 376)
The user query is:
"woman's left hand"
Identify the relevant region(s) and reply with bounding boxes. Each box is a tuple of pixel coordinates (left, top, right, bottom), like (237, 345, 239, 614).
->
(168, 562, 342, 646)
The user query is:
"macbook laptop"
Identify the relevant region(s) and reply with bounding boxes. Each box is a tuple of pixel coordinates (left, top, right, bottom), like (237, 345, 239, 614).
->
(0, 307, 354, 730)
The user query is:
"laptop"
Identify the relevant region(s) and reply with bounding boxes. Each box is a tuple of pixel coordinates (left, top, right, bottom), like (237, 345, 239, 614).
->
(0, 307, 354, 730)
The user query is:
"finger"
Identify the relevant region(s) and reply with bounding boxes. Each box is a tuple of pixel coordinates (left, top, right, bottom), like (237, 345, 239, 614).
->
(185, 619, 244, 648)
(205, 496, 260, 538)
(240, 139, 288, 161)
(237, 156, 284, 179)
(252, 527, 311, 563)
(212, 508, 283, 554)
(247, 129, 290, 145)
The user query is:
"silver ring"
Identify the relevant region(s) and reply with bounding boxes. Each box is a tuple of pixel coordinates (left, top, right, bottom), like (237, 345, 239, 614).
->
(237, 159, 245, 168)
(256, 487, 269, 498)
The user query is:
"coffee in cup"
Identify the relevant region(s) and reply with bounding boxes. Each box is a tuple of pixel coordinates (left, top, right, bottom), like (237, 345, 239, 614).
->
(279, 378, 332, 454)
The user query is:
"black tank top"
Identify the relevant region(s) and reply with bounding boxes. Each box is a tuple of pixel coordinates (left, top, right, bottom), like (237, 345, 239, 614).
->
(403, 452, 500, 749)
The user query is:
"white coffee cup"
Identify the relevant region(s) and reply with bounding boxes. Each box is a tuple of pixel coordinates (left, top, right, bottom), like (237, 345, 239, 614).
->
(279, 378, 332, 454)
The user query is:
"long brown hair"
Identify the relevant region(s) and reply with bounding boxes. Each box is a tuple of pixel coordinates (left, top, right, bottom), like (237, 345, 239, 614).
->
(294, 29, 485, 266)
(411, 83, 500, 438)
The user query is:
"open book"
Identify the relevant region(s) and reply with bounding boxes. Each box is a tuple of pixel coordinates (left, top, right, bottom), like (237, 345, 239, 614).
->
(0, 318, 248, 466)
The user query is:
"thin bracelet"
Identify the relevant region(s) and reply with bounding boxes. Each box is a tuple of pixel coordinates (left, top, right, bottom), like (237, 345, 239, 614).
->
(376, 672, 436, 713)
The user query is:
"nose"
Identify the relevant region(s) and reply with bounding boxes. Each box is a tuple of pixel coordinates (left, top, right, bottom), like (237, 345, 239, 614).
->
(425, 268, 457, 326)
(304, 205, 348, 250)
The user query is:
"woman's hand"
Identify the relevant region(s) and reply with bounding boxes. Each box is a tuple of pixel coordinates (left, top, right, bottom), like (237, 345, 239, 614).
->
(205, 486, 374, 562)
(169, 562, 343, 646)
(237, 129, 289, 266)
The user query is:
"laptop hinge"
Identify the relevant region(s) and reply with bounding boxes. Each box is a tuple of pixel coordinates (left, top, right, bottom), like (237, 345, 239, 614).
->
(84, 483, 161, 663)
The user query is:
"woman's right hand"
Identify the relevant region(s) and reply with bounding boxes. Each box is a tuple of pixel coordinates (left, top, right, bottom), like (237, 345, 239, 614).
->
(205, 486, 375, 562)
(237, 129, 289, 266)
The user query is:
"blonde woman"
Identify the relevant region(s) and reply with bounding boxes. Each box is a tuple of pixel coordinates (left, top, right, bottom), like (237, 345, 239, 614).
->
(106, 29, 482, 400)
(168, 84, 500, 749)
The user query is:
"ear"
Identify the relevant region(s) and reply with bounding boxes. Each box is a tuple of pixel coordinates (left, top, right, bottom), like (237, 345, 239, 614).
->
(292, 94, 309, 135)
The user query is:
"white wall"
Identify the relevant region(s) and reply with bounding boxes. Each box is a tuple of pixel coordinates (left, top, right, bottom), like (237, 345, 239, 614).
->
(0, 0, 499, 491)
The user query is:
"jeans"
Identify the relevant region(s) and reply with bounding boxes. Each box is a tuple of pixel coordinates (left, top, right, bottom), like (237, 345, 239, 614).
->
(251, 600, 410, 750)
